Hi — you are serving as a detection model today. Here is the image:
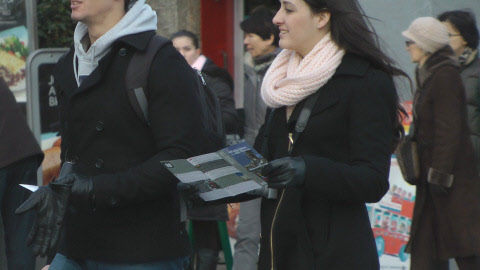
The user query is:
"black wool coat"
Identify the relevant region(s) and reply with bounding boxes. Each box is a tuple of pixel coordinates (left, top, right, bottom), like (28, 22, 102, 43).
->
(0, 78, 43, 169)
(54, 31, 205, 262)
(254, 54, 398, 270)
(202, 57, 239, 134)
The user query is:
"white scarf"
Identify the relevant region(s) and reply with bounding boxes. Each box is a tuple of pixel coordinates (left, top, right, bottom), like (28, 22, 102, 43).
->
(261, 33, 345, 109)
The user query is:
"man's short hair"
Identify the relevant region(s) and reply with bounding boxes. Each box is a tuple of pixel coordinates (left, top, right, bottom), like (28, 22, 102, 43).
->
(240, 6, 279, 47)
(170, 30, 200, 49)
(438, 10, 479, 49)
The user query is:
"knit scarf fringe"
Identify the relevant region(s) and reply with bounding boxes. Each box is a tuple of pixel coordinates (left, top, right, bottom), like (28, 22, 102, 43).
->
(261, 33, 345, 108)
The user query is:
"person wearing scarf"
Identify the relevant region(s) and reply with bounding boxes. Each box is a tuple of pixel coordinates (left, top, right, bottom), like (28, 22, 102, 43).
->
(402, 16, 480, 270)
(438, 10, 480, 173)
(254, 0, 408, 269)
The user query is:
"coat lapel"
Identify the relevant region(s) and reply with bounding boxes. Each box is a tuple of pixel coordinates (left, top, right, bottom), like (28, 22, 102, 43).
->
(287, 81, 339, 126)
(71, 49, 117, 97)
(286, 53, 369, 126)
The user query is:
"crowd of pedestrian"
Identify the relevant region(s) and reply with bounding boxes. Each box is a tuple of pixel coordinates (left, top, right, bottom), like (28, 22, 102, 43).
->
(1, 0, 480, 270)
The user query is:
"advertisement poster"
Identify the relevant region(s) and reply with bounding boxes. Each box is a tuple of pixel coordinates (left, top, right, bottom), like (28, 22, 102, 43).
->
(0, 0, 28, 102)
(368, 101, 415, 269)
(368, 159, 415, 269)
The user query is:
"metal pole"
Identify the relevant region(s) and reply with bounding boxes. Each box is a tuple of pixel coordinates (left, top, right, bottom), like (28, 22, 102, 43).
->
(25, 0, 38, 52)
(233, 0, 244, 109)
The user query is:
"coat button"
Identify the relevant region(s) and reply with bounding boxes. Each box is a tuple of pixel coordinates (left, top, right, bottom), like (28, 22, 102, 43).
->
(95, 121, 104, 131)
(119, 48, 127, 56)
(71, 156, 79, 164)
(109, 196, 118, 206)
(95, 159, 104, 169)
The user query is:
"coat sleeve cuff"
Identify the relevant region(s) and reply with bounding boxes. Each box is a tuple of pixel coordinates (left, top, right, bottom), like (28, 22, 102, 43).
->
(427, 167, 454, 188)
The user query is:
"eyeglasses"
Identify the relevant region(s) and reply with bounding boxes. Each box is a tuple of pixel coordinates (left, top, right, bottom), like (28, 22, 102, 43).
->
(405, 40, 415, 47)
(448, 33, 462, 37)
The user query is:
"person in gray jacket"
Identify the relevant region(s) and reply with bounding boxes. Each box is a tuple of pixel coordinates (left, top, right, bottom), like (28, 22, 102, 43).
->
(438, 10, 480, 172)
(233, 6, 280, 270)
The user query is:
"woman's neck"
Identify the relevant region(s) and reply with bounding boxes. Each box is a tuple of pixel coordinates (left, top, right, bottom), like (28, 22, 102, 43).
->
(418, 54, 430, 68)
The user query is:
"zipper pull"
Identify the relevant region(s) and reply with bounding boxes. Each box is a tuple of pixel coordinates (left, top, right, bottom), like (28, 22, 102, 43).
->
(196, 69, 207, 85)
(288, 133, 294, 152)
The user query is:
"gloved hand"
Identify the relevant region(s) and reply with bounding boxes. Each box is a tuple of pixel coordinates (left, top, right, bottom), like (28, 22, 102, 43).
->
(262, 157, 306, 189)
(15, 182, 71, 257)
(177, 182, 203, 209)
(55, 173, 94, 210)
(429, 183, 449, 196)
(246, 185, 277, 199)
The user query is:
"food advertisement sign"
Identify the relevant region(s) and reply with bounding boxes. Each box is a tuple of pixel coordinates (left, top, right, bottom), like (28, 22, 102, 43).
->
(0, 0, 29, 102)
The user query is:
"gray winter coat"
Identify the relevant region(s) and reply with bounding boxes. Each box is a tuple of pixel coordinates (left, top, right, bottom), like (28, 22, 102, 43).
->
(460, 52, 480, 171)
(243, 49, 280, 146)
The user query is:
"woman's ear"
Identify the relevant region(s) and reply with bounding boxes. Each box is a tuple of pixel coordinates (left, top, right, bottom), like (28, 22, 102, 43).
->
(316, 11, 331, 30)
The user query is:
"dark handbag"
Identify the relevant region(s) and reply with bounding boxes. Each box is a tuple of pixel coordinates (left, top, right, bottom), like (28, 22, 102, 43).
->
(396, 135, 420, 185)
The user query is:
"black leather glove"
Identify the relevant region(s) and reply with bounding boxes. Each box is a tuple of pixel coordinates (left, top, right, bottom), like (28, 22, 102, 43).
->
(177, 182, 203, 209)
(55, 173, 94, 210)
(262, 157, 307, 189)
(15, 182, 71, 257)
(429, 183, 449, 196)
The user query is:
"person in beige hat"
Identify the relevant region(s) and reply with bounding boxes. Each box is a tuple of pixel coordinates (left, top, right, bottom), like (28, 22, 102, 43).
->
(402, 17, 451, 65)
(401, 16, 480, 270)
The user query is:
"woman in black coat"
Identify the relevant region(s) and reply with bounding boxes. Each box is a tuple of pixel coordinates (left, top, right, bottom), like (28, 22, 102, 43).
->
(255, 0, 408, 269)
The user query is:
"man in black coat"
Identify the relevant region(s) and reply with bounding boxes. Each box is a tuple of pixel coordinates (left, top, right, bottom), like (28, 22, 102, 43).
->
(15, 0, 205, 269)
(0, 77, 44, 270)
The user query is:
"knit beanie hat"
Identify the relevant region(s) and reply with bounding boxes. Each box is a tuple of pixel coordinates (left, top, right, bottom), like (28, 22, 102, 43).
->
(402, 17, 450, 53)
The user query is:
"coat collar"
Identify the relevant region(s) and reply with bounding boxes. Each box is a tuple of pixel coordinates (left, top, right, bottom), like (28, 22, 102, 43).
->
(334, 53, 371, 77)
(115, 30, 156, 52)
(285, 53, 369, 126)
(416, 45, 458, 87)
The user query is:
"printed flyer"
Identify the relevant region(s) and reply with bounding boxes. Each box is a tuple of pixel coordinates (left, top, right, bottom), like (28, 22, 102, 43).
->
(162, 142, 269, 201)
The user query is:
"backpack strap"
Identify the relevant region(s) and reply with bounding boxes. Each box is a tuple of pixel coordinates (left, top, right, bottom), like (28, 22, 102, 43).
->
(288, 90, 321, 155)
(261, 90, 321, 158)
(126, 35, 171, 126)
(261, 108, 275, 158)
(126, 36, 193, 222)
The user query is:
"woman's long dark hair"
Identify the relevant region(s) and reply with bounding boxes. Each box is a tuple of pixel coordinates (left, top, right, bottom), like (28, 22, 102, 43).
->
(304, 0, 409, 147)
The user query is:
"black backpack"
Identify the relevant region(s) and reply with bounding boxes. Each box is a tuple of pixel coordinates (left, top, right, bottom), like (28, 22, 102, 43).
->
(125, 35, 226, 153)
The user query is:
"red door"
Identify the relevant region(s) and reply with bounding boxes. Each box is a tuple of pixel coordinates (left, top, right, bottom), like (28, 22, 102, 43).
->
(201, 0, 234, 75)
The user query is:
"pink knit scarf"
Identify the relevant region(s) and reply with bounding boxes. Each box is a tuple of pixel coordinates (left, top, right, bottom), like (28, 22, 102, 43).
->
(261, 33, 345, 108)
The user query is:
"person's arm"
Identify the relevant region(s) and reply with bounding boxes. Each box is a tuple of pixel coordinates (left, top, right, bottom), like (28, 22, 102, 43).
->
(427, 67, 465, 188)
(302, 70, 395, 203)
(207, 76, 239, 134)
